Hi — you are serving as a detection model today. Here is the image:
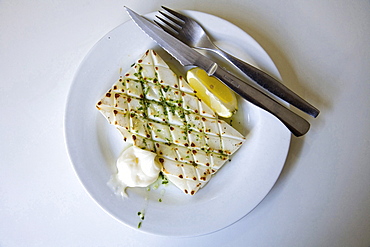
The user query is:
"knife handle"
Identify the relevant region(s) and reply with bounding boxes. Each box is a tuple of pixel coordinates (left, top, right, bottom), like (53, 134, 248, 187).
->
(212, 66, 310, 137)
(212, 47, 319, 118)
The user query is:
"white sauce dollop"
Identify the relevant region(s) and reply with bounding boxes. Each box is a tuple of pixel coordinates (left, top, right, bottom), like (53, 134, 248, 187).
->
(116, 146, 161, 188)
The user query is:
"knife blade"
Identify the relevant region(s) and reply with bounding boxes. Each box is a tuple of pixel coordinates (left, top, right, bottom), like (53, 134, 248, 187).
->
(125, 7, 310, 137)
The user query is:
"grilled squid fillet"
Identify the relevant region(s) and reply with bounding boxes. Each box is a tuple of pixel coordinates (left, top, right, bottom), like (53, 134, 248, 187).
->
(96, 50, 245, 195)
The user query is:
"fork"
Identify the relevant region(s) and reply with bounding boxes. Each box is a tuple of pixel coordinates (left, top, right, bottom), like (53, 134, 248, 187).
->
(155, 6, 319, 118)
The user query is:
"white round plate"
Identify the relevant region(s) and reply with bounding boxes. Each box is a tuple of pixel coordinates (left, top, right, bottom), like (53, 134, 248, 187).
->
(65, 10, 290, 237)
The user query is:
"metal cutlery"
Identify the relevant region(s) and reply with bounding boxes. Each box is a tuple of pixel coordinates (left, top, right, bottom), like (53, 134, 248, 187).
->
(125, 7, 310, 136)
(154, 6, 319, 118)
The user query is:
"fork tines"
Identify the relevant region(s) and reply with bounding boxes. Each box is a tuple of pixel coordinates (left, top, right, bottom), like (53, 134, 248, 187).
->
(154, 6, 185, 34)
(160, 6, 187, 20)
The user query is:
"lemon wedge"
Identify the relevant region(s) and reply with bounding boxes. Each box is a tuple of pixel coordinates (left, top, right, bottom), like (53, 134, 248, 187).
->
(186, 67, 238, 118)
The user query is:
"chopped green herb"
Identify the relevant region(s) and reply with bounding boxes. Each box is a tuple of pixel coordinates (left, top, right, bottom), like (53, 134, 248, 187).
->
(163, 86, 170, 92)
(137, 211, 145, 220)
(162, 175, 169, 185)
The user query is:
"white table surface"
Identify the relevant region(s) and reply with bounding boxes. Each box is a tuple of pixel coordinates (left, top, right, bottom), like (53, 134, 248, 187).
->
(1, 1, 369, 246)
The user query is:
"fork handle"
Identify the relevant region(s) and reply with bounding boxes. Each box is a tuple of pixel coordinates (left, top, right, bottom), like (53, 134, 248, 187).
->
(211, 47, 319, 118)
(211, 65, 310, 137)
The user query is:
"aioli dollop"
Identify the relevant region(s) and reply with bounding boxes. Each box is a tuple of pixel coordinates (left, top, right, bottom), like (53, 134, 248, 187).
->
(116, 146, 161, 188)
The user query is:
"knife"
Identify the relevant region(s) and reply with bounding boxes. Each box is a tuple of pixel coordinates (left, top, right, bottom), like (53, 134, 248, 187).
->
(125, 7, 310, 137)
